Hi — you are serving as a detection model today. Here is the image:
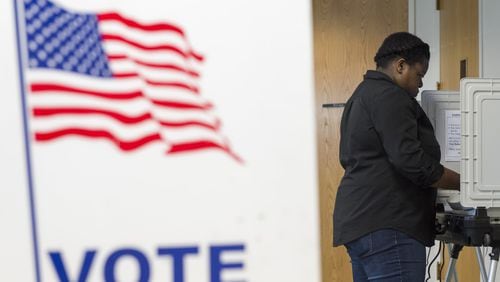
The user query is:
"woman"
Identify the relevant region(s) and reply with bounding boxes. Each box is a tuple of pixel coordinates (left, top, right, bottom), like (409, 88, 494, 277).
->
(333, 32, 460, 281)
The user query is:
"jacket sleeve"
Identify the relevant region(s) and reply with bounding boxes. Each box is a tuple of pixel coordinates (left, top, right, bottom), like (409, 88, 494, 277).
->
(369, 87, 444, 187)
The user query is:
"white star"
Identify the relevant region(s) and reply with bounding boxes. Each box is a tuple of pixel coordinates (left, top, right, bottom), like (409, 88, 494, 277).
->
(32, 19, 42, 30)
(55, 16, 65, 27)
(57, 30, 67, 41)
(39, 10, 49, 22)
(37, 50, 47, 60)
(60, 46, 70, 56)
(35, 34, 45, 44)
(29, 4, 40, 16)
(44, 42, 53, 53)
(26, 24, 35, 35)
(47, 59, 56, 68)
(51, 37, 61, 48)
(54, 53, 63, 63)
(69, 56, 78, 66)
(42, 27, 51, 37)
(29, 58, 39, 67)
(77, 65, 87, 73)
(28, 41, 38, 51)
(82, 60, 91, 69)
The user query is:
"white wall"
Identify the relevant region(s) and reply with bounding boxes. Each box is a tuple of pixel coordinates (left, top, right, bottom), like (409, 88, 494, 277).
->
(478, 0, 500, 267)
(410, 0, 441, 101)
(410, 1, 441, 281)
(479, 0, 500, 78)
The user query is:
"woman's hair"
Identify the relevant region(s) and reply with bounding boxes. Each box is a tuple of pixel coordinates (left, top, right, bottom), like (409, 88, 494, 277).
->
(374, 32, 430, 68)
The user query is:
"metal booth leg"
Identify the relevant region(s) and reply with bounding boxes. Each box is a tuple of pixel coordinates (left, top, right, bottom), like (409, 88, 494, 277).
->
(487, 247, 500, 282)
(445, 244, 463, 282)
(476, 247, 488, 282)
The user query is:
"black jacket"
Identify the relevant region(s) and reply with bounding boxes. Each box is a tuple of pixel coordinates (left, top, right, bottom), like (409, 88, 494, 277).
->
(333, 70, 444, 247)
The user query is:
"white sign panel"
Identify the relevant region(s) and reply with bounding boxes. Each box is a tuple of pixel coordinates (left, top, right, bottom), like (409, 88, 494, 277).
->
(1, 0, 320, 281)
(445, 110, 461, 162)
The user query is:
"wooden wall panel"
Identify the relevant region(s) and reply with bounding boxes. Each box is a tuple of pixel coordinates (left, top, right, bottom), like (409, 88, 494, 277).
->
(440, 1, 479, 280)
(440, 0, 479, 90)
(312, 1, 407, 281)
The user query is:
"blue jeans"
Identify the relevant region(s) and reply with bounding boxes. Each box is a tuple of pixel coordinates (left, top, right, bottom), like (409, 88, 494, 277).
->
(345, 229, 426, 282)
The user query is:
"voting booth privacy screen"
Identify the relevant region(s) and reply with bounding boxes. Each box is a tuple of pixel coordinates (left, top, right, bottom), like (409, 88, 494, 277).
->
(422, 79, 500, 209)
(0, 1, 320, 281)
(421, 90, 460, 204)
(460, 79, 500, 208)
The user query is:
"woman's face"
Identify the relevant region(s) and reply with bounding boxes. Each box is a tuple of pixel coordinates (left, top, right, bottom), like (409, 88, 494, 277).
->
(395, 59, 429, 97)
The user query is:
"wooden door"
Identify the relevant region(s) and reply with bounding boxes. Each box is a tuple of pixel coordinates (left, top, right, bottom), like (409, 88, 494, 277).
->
(439, 0, 479, 281)
(312, 1, 407, 281)
(440, 0, 479, 90)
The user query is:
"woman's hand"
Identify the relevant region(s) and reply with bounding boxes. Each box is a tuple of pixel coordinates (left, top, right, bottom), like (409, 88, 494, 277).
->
(432, 167, 460, 190)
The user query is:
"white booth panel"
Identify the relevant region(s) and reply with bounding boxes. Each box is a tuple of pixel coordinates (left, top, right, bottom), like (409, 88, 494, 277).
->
(421, 90, 460, 205)
(421, 90, 461, 171)
(461, 79, 500, 208)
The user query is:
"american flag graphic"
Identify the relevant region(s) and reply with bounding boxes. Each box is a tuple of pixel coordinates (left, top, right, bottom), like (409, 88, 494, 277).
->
(20, 0, 240, 161)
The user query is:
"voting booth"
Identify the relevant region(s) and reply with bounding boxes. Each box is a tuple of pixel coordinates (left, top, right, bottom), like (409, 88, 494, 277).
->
(421, 78, 500, 282)
(421, 90, 461, 207)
